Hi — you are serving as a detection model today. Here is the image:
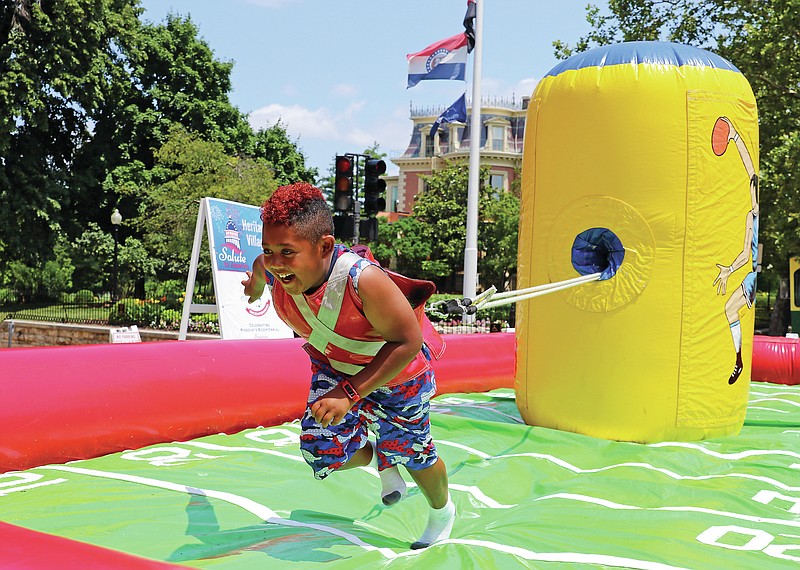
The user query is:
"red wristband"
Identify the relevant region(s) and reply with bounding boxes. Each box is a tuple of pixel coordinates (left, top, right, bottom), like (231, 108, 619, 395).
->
(339, 379, 361, 403)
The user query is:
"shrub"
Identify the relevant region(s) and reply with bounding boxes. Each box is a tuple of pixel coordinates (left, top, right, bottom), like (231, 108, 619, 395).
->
(59, 292, 77, 303)
(109, 297, 161, 326)
(160, 308, 182, 323)
(74, 289, 96, 303)
(189, 312, 219, 334)
(0, 288, 16, 303)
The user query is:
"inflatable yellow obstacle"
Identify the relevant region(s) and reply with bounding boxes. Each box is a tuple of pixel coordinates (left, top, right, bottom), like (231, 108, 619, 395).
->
(516, 41, 759, 442)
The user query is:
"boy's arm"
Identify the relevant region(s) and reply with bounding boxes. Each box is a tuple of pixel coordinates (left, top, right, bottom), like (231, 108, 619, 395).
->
(241, 253, 270, 303)
(310, 265, 423, 428)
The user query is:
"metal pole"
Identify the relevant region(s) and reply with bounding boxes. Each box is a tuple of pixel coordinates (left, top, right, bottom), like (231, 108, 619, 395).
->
(7, 319, 13, 348)
(353, 201, 361, 245)
(113, 225, 119, 302)
(463, 0, 483, 311)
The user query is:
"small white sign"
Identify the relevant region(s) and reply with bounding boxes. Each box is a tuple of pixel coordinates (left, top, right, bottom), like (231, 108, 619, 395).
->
(110, 325, 142, 344)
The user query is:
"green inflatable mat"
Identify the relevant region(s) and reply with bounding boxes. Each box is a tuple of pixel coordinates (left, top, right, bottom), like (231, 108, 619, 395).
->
(1, 382, 799, 569)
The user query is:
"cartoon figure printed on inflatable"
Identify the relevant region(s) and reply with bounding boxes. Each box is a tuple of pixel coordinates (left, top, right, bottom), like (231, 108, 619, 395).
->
(711, 116, 759, 385)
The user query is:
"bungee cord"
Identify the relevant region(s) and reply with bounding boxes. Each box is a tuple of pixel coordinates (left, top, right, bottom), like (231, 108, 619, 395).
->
(426, 272, 602, 318)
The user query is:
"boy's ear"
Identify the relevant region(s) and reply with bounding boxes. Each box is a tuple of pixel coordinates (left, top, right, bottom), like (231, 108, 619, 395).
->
(319, 234, 335, 255)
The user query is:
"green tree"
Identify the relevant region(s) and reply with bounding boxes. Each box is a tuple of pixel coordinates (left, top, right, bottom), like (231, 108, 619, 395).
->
(0, 0, 142, 264)
(117, 236, 160, 297)
(250, 120, 318, 186)
(2, 239, 74, 301)
(1, 1, 326, 296)
(481, 172, 520, 290)
(556, 1, 800, 291)
(95, 13, 255, 237)
(372, 215, 432, 277)
(374, 161, 511, 292)
(1, 5, 284, 267)
(69, 223, 117, 292)
(413, 162, 489, 286)
(128, 126, 277, 276)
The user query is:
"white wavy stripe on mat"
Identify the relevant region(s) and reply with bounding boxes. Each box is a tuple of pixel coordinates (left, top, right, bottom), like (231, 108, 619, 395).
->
(431, 396, 525, 423)
(430, 402, 525, 423)
(536, 492, 800, 529)
(749, 406, 792, 414)
(38, 464, 397, 558)
(437, 441, 800, 492)
(749, 397, 800, 408)
(180, 440, 304, 462)
(389, 539, 692, 569)
(647, 442, 800, 462)
(751, 391, 800, 399)
(36, 464, 691, 569)
(177, 441, 516, 508)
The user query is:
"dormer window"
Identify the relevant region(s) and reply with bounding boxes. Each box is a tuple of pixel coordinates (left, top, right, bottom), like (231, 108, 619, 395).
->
(485, 117, 510, 152)
(491, 125, 505, 151)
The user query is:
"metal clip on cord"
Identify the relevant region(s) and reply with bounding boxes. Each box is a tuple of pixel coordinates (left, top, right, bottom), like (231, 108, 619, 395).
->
(426, 272, 602, 316)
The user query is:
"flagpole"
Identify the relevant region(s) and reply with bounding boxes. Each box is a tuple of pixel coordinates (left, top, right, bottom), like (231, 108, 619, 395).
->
(463, 0, 482, 310)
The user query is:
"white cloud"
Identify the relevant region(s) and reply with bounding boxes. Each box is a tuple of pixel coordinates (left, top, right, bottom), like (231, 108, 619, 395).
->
(513, 77, 540, 99)
(249, 103, 338, 139)
(247, 101, 413, 174)
(248, 101, 375, 146)
(480, 76, 541, 102)
(332, 83, 358, 98)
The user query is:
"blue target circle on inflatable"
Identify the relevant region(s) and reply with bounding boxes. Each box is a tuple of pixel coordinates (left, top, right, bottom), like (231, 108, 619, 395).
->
(571, 228, 624, 281)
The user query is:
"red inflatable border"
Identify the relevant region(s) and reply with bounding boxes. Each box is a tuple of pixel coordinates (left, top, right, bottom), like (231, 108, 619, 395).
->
(0, 522, 188, 569)
(752, 334, 800, 385)
(0, 333, 515, 569)
(3, 332, 796, 568)
(0, 334, 515, 474)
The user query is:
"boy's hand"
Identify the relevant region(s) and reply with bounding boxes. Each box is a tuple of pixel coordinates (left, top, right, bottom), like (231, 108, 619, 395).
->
(241, 270, 258, 302)
(242, 255, 267, 303)
(310, 387, 353, 428)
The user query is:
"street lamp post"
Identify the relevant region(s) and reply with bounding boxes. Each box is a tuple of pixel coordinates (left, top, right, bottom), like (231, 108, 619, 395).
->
(111, 208, 122, 301)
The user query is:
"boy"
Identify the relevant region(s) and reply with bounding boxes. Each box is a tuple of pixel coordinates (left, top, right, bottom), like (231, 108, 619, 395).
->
(241, 182, 454, 549)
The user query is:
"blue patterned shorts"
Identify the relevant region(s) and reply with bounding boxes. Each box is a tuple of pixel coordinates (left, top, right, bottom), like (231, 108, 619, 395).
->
(299, 346, 439, 480)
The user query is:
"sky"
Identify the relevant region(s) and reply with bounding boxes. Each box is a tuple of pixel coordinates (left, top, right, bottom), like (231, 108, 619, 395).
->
(137, 0, 601, 176)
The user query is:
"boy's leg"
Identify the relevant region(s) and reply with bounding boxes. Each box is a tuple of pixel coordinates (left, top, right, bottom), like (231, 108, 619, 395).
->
(299, 358, 406, 502)
(406, 457, 448, 508)
(338, 440, 407, 506)
(407, 459, 455, 550)
(335, 442, 372, 469)
(367, 349, 455, 548)
(299, 358, 370, 480)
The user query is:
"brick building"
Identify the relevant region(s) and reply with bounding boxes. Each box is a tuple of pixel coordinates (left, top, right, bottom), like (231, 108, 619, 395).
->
(386, 95, 529, 217)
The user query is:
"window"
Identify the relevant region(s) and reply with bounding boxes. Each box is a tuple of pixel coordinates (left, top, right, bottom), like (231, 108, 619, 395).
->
(492, 125, 505, 151)
(450, 126, 464, 150)
(489, 173, 505, 198)
(424, 134, 435, 157)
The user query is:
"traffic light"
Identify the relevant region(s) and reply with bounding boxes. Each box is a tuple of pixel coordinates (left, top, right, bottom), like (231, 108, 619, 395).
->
(334, 155, 354, 213)
(363, 158, 386, 215)
(333, 214, 355, 240)
(359, 218, 378, 241)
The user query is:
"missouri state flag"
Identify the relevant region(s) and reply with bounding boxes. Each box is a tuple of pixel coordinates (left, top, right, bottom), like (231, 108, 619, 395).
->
(407, 33, 468, 88)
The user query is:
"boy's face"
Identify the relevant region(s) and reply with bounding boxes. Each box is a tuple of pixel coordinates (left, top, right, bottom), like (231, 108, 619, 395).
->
(261, 223, 334, 295)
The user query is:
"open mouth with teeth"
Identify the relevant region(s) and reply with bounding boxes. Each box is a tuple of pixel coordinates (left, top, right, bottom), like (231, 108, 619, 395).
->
(276, 273, 295, 285)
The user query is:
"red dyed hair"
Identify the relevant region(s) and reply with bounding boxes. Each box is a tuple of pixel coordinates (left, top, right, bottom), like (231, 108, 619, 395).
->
(261, 182, 323, 225)
(260, 182, 333, 242)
